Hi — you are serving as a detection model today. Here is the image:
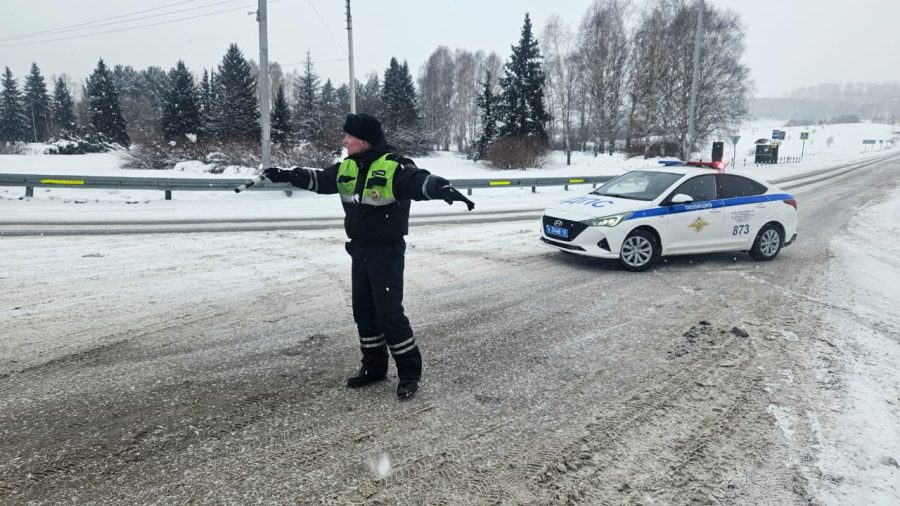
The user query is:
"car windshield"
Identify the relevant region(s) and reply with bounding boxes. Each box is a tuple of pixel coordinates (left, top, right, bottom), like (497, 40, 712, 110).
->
(591, 171, 683, 201)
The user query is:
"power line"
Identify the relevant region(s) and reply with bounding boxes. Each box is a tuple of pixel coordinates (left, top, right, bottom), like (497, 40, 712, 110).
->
(281, 57, 348, 66)
(0, 3, 264, 49)
(0, 0, 203, 41)
(306, 0, 346, 54)
(0, 0, 245, 42)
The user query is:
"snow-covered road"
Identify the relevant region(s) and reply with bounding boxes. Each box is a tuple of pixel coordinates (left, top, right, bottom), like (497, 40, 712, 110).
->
(1, 155, 897, 504)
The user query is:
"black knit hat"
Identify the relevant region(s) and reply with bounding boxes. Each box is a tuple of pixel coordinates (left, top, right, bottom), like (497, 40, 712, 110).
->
(342, 113, 385, 146)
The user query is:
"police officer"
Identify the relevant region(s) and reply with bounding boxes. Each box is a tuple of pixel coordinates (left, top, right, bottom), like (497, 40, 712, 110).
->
(263, 113, 474, 400)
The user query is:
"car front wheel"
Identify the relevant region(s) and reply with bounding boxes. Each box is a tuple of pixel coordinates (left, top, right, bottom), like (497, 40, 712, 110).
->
(618, 229, 659, 271)
(750, 223, 783, 261)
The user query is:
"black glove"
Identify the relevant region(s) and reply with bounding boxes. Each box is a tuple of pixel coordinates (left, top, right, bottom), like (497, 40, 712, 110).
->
(439, 185, 475, 211)
(263, 167, 289, 183)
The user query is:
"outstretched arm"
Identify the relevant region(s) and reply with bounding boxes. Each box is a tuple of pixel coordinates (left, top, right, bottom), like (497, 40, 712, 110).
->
(263, 164, 340, 194)
(392, 156, 475, 211)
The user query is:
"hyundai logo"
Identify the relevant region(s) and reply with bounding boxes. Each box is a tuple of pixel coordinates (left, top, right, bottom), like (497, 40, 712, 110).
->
(553, 220, 563, 227)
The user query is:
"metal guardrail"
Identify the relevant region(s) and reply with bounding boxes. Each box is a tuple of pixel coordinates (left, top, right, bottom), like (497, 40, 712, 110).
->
(0, 173, 614, 199)
(4, 151, 897, 200)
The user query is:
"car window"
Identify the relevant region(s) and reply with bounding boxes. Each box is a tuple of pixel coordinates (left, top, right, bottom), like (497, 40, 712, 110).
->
(717, 174, 767, 198)
(592, 171, 682, 201)
(669, 175, 716, 202)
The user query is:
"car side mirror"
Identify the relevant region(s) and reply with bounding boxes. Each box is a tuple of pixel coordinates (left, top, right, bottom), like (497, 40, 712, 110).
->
(669, 194, 694, 205)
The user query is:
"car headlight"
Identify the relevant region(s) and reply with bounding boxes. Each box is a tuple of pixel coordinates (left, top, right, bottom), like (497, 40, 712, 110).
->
(582, 212, 632, 227)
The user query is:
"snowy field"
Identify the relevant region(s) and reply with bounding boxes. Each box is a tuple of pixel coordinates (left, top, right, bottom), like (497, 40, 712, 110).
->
(0, 120, 896, 223)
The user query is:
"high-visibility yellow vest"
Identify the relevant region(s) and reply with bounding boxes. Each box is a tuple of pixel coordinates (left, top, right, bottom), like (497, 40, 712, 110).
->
(336, 153, 399, 206)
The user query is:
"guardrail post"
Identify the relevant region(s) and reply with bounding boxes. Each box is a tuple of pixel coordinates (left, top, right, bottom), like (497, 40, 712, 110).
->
(564, 184, 569, 191)
(26, 186, 33, 197)
(467, 188, 472, 196)
(165, 190, 172, 200)
(531, 186, 536, 193)
(285, 190, 293, 197)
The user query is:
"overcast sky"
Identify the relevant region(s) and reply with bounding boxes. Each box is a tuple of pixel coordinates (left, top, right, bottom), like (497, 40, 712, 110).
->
(1, 0, 899, 97)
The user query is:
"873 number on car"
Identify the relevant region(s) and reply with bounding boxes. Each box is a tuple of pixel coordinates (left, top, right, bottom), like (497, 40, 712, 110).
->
(732, 224, 750, 236)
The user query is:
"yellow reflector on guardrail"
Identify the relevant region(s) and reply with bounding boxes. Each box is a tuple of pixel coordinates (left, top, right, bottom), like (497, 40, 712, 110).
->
(489, 181, 511, 186)
(40, 179, 85, 185)
(568, 178, 585, 183)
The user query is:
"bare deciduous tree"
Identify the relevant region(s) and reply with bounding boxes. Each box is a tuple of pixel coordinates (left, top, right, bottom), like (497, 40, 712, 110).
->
(418, 46, 455, 150)
(625, 0, 676, 156)
(542, 15, 580, 165)
(654, 1, 751, 159)
(451, 49, 477, 153)
(580, 0, 630, 156)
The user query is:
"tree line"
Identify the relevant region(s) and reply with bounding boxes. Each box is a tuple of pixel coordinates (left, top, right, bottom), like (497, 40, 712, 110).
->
(0, 0, 751, 167)
(0, 43, 425, 158)
(462, 0, 751, 165)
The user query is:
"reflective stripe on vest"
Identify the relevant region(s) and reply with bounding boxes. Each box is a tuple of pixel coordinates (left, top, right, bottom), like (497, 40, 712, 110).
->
(336, 154, 399, 206)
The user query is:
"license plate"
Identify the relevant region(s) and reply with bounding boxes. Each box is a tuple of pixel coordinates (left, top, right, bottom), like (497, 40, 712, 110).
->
(545, 224, 569, 239)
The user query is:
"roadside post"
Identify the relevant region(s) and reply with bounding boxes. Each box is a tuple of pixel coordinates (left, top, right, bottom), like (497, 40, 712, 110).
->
(800, 131, 809, 160)
(730, 135, 741, 169)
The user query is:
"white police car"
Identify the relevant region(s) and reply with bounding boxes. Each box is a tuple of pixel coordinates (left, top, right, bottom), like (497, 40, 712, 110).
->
(540, 161, 798, 271)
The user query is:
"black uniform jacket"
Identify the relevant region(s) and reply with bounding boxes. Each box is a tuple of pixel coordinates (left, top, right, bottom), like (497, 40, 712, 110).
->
(283, 146, 448, 241)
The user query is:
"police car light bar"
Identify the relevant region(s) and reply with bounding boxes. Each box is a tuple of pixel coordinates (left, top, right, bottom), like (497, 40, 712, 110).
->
(658, 160, 725, 170)
(685, 161, 725, 170)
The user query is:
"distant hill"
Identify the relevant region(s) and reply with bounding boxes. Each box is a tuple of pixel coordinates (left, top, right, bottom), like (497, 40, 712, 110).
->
(751, 82, 900, 124)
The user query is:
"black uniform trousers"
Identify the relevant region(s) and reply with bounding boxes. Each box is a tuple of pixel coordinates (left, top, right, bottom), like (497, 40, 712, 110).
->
(345, 238, 422, 381)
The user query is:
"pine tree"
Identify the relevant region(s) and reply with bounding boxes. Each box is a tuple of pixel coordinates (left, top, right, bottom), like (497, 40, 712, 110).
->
(316, 79, 343, 149)
(356, 75, 384, 118)
(216, 43, 259, 144)
(270, 83, 292, 144)
(293, 51, 320, 141)
(112, 65, 167, 142)
(198, 69, 219, 140)
(498, 13, 550, 141)
(0, 67, 26, 142)
(51, 77, 76, 137)
(23, 63, 51, 142)
(162, 60, 200, 141)
(381, 57, 419, 130)
(380, 58, 429, 154)
(474, 71, 499, 161)
(86, 59, 130, 146)
(336, 83, 351, 114)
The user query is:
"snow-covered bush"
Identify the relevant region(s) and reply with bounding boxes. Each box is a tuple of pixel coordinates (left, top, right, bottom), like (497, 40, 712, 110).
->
(46, 133, 126, 155)
(120, 142, 181, 170)
(484, 136, 549, 170)
(0, 141, 26, 154)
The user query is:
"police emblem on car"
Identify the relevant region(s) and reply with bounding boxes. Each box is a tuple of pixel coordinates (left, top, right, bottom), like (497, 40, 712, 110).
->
(539, 161, 799, 271)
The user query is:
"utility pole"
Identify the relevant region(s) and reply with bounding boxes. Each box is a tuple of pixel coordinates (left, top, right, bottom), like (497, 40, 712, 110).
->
(257, 0, 271, 168)
(685, 0, 704, 161)
(346, 0, 356, 113)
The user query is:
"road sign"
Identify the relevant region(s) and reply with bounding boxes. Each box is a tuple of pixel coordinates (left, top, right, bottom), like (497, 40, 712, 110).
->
(800, 132, 809, 140)
(863, 139, 876, 144)
(731, 135, 741, 145)
(772, 130, 786, 140)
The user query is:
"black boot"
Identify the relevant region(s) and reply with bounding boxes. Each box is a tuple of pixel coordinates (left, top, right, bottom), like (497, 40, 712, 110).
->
(396, 379, 419, 399)
(346, 368, 387, 388)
